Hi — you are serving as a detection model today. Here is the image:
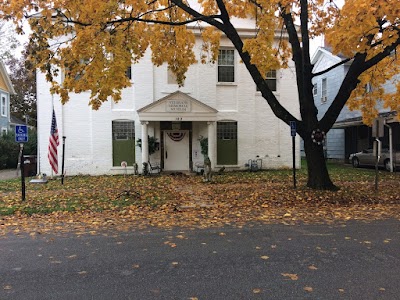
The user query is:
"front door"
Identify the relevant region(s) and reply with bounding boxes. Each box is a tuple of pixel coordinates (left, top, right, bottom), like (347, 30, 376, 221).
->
(164, 130, 189, 171)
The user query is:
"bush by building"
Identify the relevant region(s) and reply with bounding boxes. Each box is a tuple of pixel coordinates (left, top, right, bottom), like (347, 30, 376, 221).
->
(0, 129, 37, 169)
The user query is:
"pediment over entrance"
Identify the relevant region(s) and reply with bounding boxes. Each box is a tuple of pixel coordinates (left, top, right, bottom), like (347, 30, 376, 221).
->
(137, 91, 218, 122)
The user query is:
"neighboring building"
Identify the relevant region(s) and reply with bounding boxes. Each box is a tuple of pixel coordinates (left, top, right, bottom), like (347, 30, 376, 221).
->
(0, 60, 15, 136)
(36, 23, 301, 176)
(309, 46, 352, 160)
(310, 46, 399, 161)
(9, 115, 27, 130)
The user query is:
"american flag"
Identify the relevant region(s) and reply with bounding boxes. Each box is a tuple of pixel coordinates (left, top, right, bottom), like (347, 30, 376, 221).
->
(48, 108, 59, 174)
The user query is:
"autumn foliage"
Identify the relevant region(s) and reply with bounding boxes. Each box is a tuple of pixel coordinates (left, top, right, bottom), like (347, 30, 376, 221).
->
(1, 167, 400, 236)
(1, 0, 399, 189)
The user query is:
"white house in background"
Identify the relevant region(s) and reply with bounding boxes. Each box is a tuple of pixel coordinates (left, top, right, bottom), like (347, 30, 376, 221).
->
(0, 60, 15, 136)
(310, 46, 400, 161)
(36, 22, 300, 176)
(308, 46, 353, 160)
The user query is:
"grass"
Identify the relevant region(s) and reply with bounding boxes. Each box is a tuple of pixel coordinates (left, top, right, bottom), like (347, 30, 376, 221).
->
(0, 160, 398, 218)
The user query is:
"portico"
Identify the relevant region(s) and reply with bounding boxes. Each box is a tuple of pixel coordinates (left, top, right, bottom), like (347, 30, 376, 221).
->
(137, 91, 218, 172)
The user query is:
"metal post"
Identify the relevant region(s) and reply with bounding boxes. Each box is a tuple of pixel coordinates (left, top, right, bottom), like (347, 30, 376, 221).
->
(61, 136, 66, 184)
(290, 121, 297, 189)
(374, 138, 381, 191)
(385, 123, 393, 172)
(20, 144, 26, 201)
(292, 136, 296, 189)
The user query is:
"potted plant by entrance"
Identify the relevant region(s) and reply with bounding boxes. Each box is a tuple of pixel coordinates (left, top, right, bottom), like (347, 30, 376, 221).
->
(198, 136, 208, 158)
(136, 136, 159, 174)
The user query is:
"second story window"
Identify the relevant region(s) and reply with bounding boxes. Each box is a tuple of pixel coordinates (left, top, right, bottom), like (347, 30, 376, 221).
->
(364, 83, 373, 93)
(1, 95, 6, 117)
(218, 49, 235, 83)
(266, 70, 277, 91)
(167, 68, 178, 84)
(126, 66, 132, 80)
(313, 83, 318, 96)
(321, 78, 327, 103)
(257, 70, 277, 92)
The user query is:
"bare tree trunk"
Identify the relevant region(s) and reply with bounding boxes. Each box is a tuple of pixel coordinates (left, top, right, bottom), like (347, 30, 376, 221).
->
(303, 137, 337, 190)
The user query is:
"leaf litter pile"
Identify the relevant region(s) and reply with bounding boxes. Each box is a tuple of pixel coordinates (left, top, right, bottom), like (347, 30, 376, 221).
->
(1, 167, 399, 236)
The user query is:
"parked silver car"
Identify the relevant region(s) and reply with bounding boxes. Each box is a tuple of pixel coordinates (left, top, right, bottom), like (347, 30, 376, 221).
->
(349, 148, 399, 170)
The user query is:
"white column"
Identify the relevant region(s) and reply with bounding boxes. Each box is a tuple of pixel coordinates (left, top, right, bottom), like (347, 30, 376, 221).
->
(207, 121, 216, 170)
(141, 121, 149, 167)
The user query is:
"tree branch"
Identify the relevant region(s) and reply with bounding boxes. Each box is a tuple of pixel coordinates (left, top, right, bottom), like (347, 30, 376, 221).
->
(312, 57, 352, 77)
(171, 0, 224, 30)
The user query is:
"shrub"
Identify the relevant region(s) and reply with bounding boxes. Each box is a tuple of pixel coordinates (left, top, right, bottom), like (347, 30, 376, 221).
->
(0, 129, 37, 169)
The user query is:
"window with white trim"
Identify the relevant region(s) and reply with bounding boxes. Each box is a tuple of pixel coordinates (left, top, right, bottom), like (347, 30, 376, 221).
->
(1, 94, 6, 116)
(112, 120, 135, 140)
(321, 78, 327, 103)
(126, 66, 132, 80)
(364, 83, 373, 93)
(313, 83, 318, 96)
(266, 70, 277, 91)
(257, 70, 277, 92)
(167, 68, 178, 84)
(218, 49, 235, 83)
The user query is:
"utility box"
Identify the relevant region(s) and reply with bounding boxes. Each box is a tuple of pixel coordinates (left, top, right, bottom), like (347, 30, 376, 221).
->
(23, 155, 37, 177)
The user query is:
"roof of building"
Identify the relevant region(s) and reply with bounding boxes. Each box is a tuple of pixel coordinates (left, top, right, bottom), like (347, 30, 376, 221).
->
(333, 111, 398, 128)
(0, 60, 15, 94)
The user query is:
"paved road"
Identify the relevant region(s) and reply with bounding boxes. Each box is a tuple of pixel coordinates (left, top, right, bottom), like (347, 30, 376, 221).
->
(0, 220, 399, 299)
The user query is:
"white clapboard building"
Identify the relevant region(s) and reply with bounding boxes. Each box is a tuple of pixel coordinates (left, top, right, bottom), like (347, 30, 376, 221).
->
(36, 20, 300, 176)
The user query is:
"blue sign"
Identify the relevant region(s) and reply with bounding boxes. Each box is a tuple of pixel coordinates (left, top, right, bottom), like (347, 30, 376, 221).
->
(290, 121, 296, 137)
(15, 125, 28, 143)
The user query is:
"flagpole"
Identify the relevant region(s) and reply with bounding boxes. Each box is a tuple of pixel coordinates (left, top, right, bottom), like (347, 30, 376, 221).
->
(61, 136, 66, 184)
(51, 95, 54, 179)
(51, 96, 54, 179)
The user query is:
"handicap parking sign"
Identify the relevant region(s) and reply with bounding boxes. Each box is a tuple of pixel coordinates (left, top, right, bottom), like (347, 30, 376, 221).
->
(15, 125, 28, 143)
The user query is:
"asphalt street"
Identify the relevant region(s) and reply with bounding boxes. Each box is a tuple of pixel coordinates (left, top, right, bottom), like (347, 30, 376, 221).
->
(0, 220, 399, 300)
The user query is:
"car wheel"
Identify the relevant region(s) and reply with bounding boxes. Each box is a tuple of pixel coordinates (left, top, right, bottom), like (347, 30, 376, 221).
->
(352, 157, 360, 168)
(384, 159, 392, 171)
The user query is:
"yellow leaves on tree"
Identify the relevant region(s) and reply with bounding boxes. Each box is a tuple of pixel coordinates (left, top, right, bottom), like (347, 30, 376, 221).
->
(150, 24, 196, 86)
(1, 0, 399, 132)
(200, 27, 220, 64)
(347, 55, 400, 125)
(324, 0, 400, 124)
(242, 5, 291, 75)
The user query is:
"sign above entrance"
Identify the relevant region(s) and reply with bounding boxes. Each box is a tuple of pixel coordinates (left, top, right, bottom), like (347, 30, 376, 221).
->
(166, 99, 191, 112)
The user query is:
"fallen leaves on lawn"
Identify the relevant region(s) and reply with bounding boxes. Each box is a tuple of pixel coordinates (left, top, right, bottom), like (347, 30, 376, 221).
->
(0, 170, 399, 236)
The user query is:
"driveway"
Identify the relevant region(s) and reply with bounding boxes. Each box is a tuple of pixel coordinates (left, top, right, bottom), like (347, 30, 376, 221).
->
(0, 169, 19, 181)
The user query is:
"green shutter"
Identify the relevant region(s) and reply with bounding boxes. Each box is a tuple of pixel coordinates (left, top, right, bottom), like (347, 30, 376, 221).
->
(112, 140, 135, 166)
(217, 139, 237, 165)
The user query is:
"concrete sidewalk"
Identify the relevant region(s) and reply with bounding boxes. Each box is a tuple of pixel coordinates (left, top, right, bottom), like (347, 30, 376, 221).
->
(0, 169, 19, 180)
